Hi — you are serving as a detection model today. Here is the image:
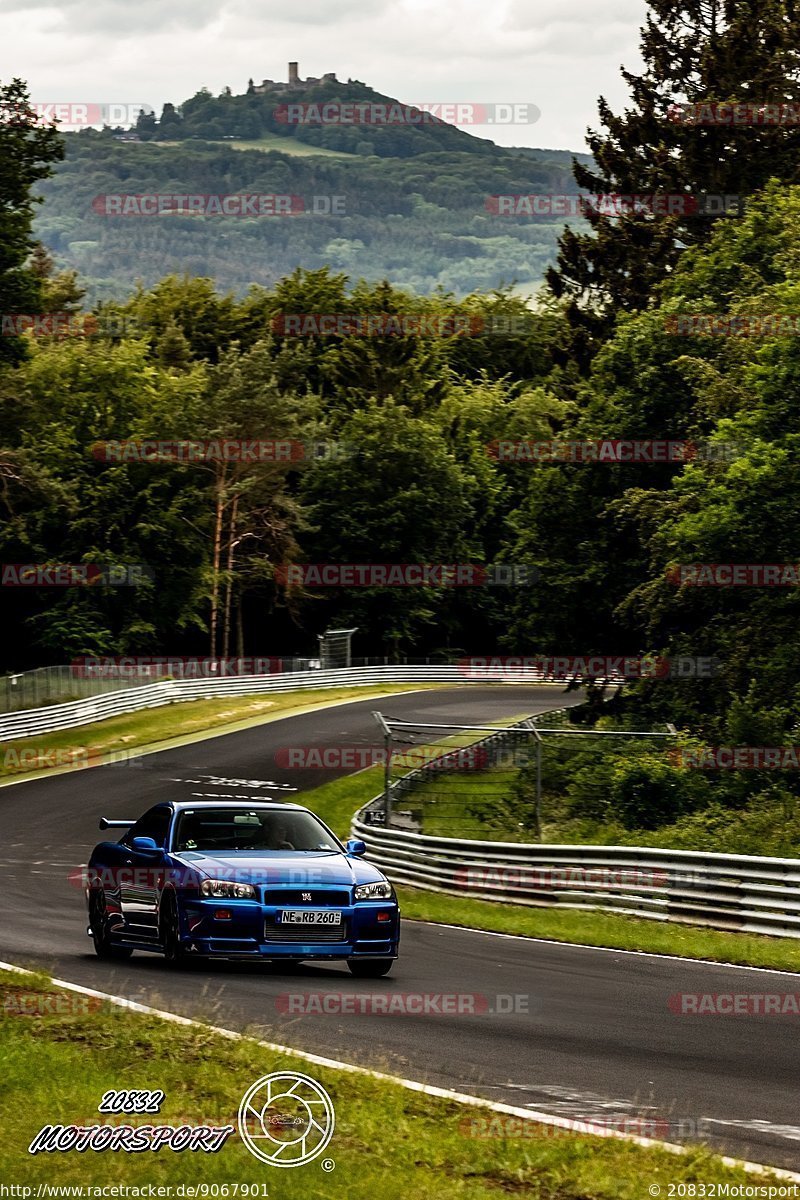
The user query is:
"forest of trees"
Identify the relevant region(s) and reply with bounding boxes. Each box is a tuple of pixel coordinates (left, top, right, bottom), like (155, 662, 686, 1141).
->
(5, 0, 800, 846)
(31, 131, 591, 302)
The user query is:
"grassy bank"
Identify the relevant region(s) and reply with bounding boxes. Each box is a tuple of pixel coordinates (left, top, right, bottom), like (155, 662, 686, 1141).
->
(0, 968, 779, 1197)
(0, 684, 448, 783)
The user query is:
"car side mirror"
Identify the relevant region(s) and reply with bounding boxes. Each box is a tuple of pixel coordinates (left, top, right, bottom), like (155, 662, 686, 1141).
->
(346, 839, 366, 857)
(131, 836, 160, 854)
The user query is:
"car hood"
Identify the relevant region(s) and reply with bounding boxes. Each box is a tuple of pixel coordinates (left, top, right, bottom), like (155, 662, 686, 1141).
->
(170, 849, 387, 888)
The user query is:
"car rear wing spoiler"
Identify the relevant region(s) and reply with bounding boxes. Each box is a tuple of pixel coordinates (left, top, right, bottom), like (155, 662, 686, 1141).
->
(99, 817, 135, 829)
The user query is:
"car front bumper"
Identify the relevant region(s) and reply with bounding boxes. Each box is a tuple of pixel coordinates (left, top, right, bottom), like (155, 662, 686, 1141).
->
(177, 898, 400, 959)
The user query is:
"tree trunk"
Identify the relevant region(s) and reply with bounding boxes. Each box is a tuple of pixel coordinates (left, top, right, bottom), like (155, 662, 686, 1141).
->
(222, 494, 239, 660)
(209, 463, 227, 658)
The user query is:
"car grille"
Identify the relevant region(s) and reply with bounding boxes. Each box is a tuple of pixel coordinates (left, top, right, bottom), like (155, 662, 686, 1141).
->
(264, 918, 347, 943)
(263, 889, 350, 907)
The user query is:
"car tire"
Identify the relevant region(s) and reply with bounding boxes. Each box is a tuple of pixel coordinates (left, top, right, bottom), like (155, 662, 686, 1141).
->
(347, 958, 394, 978)
(159, 892, 189, 967)
(88, 888, 133, 961)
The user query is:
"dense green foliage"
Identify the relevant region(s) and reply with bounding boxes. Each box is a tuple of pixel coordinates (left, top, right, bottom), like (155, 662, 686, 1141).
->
(0, 78, 64, 363)
(548, 0, 800, 359)
(7, 5, 800, 853)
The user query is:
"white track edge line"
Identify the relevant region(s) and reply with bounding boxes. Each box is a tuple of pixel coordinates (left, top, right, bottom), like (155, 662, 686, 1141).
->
(407, 919, 800, 976)
(0, 960, 798, 1182)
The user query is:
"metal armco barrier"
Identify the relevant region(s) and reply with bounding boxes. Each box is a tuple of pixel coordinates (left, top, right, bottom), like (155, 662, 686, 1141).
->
(349, 816, 800, 939)
(0, 665, 591, 741)
(352, 708, 800, 940)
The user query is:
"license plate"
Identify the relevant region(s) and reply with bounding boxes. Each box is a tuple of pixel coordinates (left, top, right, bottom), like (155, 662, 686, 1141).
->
(278, 909, 342, 925)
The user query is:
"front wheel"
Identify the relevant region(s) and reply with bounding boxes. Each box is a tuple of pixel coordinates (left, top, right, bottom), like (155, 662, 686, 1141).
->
(159, 892, 189, 967)
(347, 958, 394, 978)
(88, 888, 133, 961)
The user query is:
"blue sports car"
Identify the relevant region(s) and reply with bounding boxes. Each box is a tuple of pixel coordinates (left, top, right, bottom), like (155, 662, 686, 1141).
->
(85, 800, 399, 976)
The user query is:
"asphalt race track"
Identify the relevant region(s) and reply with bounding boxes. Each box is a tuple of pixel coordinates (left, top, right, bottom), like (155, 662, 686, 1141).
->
(1, 685, 799, 1171)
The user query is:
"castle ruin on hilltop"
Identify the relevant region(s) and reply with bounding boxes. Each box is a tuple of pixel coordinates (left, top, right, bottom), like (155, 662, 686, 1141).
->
(253, 64, 338, 94)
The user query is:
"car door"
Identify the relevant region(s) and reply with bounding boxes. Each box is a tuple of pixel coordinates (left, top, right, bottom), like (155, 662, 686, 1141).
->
(118, 806, 171, 938)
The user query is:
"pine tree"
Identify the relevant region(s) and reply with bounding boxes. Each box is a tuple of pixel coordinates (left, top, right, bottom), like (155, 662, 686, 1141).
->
(548, 0, 800, 364)
(0, 79, 64, 364)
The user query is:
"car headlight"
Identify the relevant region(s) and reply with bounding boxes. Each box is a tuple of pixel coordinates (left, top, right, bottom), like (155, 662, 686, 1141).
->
(354, 881, 394, 901)
(201, 879, 257, 899)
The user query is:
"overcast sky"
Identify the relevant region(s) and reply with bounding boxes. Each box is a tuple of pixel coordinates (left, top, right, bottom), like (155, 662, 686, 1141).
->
(2, 0, 649, 150)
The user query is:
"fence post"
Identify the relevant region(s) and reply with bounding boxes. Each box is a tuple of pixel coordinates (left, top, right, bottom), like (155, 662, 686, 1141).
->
(372, 710, 393, 827)
(535, 736, 542, 840)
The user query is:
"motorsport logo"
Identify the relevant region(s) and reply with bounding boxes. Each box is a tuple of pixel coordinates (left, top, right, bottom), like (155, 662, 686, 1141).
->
(28, 1074, 336, 1163)
(238, 1072, 335, 1168)
(28, 1089, 233, 1155)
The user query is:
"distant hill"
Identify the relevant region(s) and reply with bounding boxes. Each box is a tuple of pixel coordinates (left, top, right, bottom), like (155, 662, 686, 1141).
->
(33, 72, 594, 302)
(134, 67, 508, 159)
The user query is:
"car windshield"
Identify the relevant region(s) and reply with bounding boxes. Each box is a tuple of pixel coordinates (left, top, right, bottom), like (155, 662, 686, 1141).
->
(173, 808, 341, 853)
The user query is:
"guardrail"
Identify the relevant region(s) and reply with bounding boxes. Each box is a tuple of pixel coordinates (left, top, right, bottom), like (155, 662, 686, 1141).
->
(352, 709, 800, 940)
(350, 815, 800, 939)
(0, 665, 584, 741)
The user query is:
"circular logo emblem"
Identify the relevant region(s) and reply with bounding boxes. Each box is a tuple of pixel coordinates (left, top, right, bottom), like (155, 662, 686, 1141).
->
(237, 1072, 335, 1167)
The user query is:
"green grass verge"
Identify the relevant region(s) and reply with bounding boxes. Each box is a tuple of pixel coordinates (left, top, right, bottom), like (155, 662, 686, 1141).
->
(300, 768, 800, 972)
(0, 684, 448, 782)
(0, 969, 780, 1196)
(396, 887, 800, 972)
